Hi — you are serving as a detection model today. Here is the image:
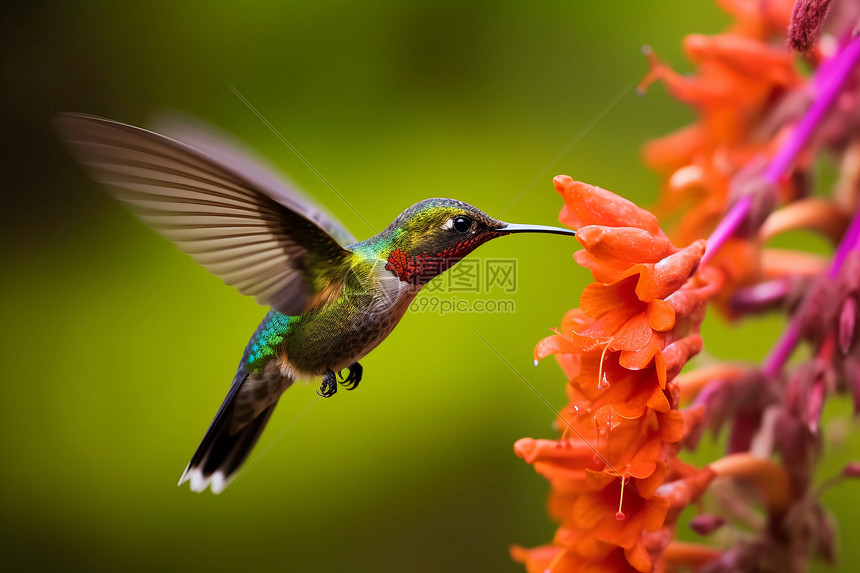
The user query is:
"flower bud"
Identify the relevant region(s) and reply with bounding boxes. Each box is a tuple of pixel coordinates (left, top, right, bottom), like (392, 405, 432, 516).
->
(690, 514, 726, 535)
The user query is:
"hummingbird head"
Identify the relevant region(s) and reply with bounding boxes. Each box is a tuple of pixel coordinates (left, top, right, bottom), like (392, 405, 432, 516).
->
(370, 198, 575, 285)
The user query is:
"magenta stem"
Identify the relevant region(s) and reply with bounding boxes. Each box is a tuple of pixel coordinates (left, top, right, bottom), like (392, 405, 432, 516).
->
(765, 35, 860, 183)
(762, 322, 801, 377)
(829, 206, 860, 278)
(701, 34, 860, 268)
(763, 207, 860, 375)
(700, 196, 752, 266)
(701, 34, 860, 373)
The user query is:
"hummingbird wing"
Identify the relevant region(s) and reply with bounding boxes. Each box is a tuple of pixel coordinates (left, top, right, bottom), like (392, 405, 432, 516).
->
(56, 113, 355, 317)
(150, 112, 357, 248)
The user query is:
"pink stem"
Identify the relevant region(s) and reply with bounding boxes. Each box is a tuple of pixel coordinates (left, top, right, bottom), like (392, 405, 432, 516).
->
(701, 34, 860, 268)
(763, 321, 801, 377)
(701, 196, 752, 266)
(829, 205, 860, 278)
(764, 35, 860, 183)
(764, 208, 860, 375)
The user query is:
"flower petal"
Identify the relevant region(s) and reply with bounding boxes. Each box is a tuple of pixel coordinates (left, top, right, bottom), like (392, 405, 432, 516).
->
(581, 276, 642, 321)
(647, 299, 676, 332)
(554, 175, 662, 233)
(576, 225, 676, 264)
(633, 240, 706, 302)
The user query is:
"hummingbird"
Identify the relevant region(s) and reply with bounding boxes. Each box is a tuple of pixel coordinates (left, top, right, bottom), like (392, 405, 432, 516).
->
(56, 113, 576, 494)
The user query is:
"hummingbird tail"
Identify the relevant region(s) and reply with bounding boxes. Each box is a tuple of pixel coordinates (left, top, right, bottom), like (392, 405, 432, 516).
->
(178, 403, 276, 494)
(178, 370, 281, 494)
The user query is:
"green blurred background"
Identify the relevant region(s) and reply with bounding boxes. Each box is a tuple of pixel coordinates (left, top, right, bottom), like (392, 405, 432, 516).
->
(1, 1, 857, 571)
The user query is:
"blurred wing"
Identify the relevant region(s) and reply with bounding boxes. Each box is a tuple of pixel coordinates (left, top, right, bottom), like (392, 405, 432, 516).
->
(151, 112, 357, 247)
(56, 113, 352, 316)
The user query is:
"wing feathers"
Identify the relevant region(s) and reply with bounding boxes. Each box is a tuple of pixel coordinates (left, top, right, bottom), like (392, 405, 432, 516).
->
(57, 113, 352, 316)
(152, 112, 358, 247)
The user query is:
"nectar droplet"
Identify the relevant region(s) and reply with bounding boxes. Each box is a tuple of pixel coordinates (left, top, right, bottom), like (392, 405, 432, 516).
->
(616, 475, 627, 520)
(597, 372, 610, 390)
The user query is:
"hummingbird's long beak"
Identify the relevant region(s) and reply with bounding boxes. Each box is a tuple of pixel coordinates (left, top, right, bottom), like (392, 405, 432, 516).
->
(499, 222, 576, 237)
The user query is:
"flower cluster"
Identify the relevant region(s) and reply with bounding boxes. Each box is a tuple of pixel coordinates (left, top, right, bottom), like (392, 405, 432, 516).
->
(514, 1, 860, 572)
(638, 0, 802, 248)
(512, 178, 722, 572)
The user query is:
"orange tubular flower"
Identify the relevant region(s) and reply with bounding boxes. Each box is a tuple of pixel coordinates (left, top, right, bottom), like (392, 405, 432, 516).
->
(519, 1, 860, 572)
(516, 177, 717, 573)
(638, 4, 806, 251)
(718, 0, 795, 39)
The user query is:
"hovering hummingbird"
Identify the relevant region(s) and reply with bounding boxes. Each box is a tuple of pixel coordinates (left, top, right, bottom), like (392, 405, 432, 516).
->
(57, 113, 576, 494)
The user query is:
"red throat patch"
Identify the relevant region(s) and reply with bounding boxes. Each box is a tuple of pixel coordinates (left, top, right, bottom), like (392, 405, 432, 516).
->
(384, 233, 502, 284)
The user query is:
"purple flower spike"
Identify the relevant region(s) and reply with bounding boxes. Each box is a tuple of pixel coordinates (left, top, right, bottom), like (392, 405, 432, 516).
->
(788, 0, 834, 54)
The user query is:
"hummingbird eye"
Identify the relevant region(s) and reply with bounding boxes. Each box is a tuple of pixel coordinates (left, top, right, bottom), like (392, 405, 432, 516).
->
(452, 216, 472, 233)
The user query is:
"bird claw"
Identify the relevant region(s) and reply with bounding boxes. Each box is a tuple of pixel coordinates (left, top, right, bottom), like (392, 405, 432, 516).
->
(317, 369, 338, 398)
(338, 362, 363, 391)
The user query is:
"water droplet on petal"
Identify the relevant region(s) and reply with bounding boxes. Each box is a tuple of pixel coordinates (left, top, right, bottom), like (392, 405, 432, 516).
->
(533, 359, 539, 367)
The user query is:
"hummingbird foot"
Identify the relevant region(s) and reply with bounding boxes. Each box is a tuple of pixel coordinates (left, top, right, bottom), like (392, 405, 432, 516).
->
(317, 369, 338, 398)
(337, 362, 363, 391)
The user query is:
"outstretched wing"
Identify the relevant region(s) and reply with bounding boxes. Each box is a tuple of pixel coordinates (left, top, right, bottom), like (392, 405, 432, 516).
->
(151, 112, 357, 247)
(56, 113, 354, 317)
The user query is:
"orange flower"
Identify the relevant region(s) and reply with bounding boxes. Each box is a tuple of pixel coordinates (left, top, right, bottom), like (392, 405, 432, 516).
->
(554, 176, 662, 234)
(515, 409, 677, 487)
(718, 0, 795, 40)
(517, 0, 860, 571)
(640, 34, 800, 147)
(517, 176, 718, 572)
(516, 407, 702, 493)
(564, 478, 668, 551)
(637, 9, 805, 249)
(537, 178, 712, 431)
(512, 543, 641, 573)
